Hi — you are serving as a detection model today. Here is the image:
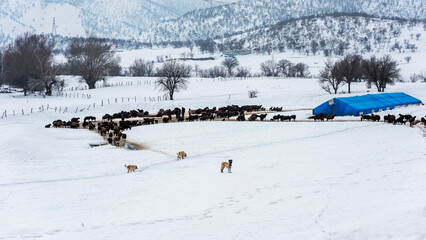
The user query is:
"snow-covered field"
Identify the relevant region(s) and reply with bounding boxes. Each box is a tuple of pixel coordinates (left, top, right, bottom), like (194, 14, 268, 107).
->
(116, 32, 426, 80)
(1, 76, 426, 239)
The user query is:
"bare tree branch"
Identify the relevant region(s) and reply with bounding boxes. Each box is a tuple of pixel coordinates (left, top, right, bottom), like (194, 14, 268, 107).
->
(155, 61, 191, 100)
(67, 37, 120, 89)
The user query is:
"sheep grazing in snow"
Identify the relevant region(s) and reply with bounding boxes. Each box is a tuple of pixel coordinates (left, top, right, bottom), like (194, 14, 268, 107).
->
(248, 114, 258, 121)
(384, 114, 396, 123)
(410, 120, 420, 127)
(114, 136, 121, 146)
(236, 115, 245, 121)
(308, 113, 326, 121)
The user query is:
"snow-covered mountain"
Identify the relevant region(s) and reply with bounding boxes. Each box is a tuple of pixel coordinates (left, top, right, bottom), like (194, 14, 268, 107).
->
(217, 13, 426, 56)
(139, 0, 426, 43)
(0, 0, 215, 44)
(1, 0, 425, 49)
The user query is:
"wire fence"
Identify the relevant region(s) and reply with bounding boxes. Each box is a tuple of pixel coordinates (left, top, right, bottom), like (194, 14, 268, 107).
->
(63, 79, 156, 92)
(0, 93, 169, 120)
(62, 76, 315, 92)
(1, 76, 316, 119)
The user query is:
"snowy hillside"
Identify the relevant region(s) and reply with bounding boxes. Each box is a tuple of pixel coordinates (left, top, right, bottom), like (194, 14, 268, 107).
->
(0, 0, 214, 43)
(218, 14, 426, 56)
(1, 77, 426, 239)
(139, 0, 426, 43)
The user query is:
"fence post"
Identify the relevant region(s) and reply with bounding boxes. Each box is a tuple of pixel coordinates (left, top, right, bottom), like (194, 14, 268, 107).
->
(47, 104, 49, 110)
(75, 107, 78, 113)
(22, 109, 24, 115)
(122, 97, 124, 102)
(93, 102, 96, 108)
(87, 105, 90, 111)
(102, 100, 104, 106)
(135, 96, 136, 102)
(115, 98, 117, 103)
(31, 108, 33, 113)
(55, 107, 57, 112)
(108, 99, 110, 104)
(13, 110, 15, 116)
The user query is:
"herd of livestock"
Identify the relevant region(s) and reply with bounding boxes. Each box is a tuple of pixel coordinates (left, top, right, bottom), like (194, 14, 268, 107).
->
(359, 113, 426, 127)
(307, 112, 426, 127)
(44, 105, 283, 147)
(45, 105, 426, 148)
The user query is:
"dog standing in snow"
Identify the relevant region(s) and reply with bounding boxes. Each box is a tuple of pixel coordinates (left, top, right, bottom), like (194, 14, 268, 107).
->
(124, 164, 138, 173)
(220, 159, 233, 173)
(177, 151, 187, 160)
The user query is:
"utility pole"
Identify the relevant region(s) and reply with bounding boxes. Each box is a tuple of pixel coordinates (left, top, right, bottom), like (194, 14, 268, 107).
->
(1, 50, 3, 76)
(1, 46, 4, 77)
(52, 17, 57, 36)
(1, 46, 4, 90)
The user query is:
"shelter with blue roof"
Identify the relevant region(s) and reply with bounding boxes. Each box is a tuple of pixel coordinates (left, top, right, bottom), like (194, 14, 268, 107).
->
(313, 93, 422, 116)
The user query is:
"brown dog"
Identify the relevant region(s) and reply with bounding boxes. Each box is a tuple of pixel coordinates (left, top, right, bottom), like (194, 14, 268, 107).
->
(220, 159, 233, 173)
(177, 151, 187, 160)
(124, 164, 138, 173)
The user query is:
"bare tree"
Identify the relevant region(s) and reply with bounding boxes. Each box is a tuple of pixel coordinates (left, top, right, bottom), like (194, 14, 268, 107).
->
(340, 54, 363, 93)
(248, 90, 258, 98)
(293, 63, 310, 77)
(319, 59, 345, 94)
(411, 72, 426, 83)
(362, 55, 400, 92)
(67, 37, 120, 89)
(4, 33, 58, 96)
(221, 58, 239, 77)
(260, 59, 279, 77)
(311, 40, 319, 55)
(108, 63, 122, 76)
(418, 72, 426, 83)
(235, 66, 251, 78)
(277, 59, 292, 77)
(194, 64, 200, 77)
(156, 61, 191, 100)
(409, 73, 418, 83)
(404, 56, 412, 63)
(208, 66, 226, 78)
(29, 54, 59, 96)
(130, 59, 154, 76)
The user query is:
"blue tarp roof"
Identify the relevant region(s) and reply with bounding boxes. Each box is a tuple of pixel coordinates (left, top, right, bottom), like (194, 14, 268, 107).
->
(313, 92, 422, 116)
